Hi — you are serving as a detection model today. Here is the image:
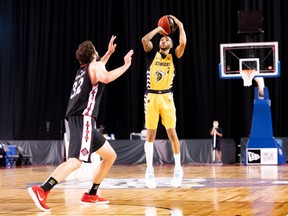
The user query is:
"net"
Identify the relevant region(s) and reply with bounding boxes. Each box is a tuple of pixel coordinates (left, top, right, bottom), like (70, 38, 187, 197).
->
(240, 69, 259, 87)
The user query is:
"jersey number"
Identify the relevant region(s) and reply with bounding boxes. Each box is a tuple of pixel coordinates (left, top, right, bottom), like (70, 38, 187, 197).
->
(70, 77, 84, 99)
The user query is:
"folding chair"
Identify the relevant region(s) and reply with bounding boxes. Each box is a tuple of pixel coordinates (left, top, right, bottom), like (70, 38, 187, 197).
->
(3, 145, 19, 166)
(17, 146, 32, 165)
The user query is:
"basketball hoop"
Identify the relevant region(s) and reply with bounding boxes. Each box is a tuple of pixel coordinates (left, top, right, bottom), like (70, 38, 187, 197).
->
(240, 69, 259, 87)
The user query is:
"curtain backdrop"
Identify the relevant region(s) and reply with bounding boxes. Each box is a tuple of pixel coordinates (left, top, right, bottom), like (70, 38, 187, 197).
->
(0, 0, 287, 144)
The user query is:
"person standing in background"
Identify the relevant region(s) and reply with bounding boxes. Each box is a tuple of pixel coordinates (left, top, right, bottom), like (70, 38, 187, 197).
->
(210, 120, 223, 164)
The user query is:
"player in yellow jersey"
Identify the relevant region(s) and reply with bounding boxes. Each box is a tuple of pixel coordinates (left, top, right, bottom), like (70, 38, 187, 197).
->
(141, 15, 187, 188)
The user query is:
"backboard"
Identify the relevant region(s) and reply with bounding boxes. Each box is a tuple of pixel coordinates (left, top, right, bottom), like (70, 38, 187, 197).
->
(219, 42, 280, 79)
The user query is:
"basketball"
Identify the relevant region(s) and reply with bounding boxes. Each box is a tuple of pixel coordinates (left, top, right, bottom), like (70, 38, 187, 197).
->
(158, 15, 178, 35)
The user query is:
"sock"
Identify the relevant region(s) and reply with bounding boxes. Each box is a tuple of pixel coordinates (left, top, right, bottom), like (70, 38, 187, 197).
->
(41, 177, 58, 192)
(174, 153, 181, 169)
(144, 141, 154, 170)
(88, 183, 100, 196)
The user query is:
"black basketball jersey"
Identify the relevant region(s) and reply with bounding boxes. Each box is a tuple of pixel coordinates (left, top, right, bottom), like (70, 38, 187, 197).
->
(65, 64, 105, 119)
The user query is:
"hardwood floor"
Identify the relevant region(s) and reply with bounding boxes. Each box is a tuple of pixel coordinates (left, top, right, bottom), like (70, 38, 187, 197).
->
(1, 164, 288, 215)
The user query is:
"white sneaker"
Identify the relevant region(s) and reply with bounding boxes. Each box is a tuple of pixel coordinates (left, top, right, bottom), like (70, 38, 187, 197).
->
(145, 168, 156, 189)
(171, 167, 183, 188)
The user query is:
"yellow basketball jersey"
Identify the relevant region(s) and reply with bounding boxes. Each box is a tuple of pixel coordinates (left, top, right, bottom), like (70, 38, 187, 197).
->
(147, 52, 175, 90)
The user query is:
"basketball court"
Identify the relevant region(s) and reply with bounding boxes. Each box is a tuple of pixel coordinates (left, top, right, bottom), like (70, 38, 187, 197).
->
(1, 164, 288, 215)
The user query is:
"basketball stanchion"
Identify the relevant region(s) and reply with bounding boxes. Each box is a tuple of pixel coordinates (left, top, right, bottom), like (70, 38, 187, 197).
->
(219, 41, 285, 165)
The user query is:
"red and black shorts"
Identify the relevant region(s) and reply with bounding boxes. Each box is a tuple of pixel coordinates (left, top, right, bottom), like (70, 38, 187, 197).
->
(67, 115, 106, 162)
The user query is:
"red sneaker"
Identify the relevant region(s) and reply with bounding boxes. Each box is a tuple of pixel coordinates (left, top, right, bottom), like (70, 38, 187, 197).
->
(28, 185, 51, 212)
(80, 192, 109, 204)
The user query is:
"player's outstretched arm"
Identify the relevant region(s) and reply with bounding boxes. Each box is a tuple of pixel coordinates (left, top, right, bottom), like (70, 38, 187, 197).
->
(93, 49, 134, 84)
(100, 35, 117, 64)
(169, 15, 187, 58)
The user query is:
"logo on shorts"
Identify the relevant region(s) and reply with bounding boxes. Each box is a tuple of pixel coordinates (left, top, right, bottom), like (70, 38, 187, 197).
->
(81, 148, 89, 156)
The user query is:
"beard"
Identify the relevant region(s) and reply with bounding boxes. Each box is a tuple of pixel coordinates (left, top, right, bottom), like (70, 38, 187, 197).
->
(160, 46, 169, 52)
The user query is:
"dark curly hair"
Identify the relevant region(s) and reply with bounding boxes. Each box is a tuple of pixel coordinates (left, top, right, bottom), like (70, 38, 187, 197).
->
(75, 40, 96, 64)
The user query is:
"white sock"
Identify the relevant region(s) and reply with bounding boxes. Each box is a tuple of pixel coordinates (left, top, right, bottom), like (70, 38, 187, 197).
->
(144, 141, 154, 170)
(174, 153, 181, 169)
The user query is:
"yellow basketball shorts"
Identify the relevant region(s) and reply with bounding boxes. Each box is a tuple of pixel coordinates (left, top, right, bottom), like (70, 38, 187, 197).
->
(145, 92, 176, 129)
